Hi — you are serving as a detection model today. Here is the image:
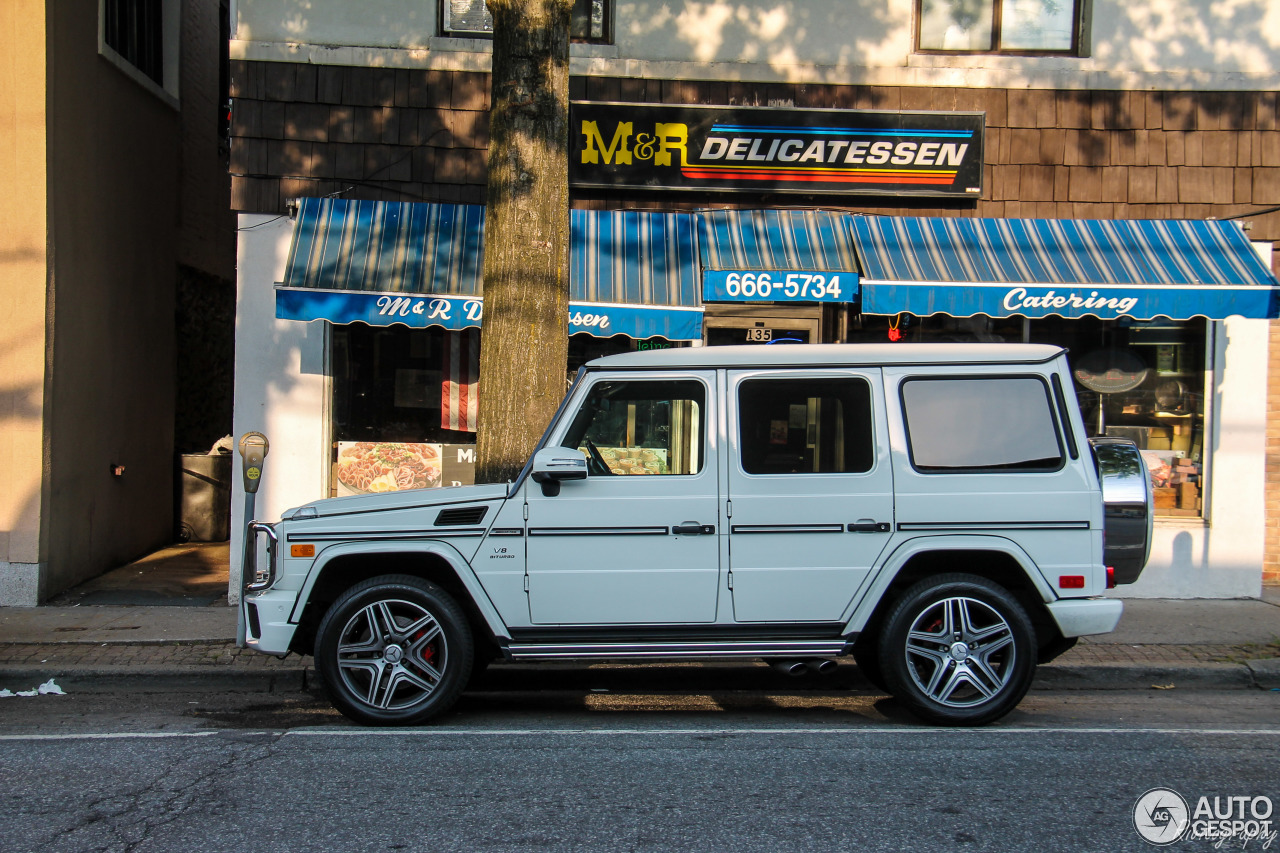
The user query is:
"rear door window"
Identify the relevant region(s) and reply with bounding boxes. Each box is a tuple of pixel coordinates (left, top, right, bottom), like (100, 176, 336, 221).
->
(901, 377, 1064, 472)
(737, 377, 875, 475)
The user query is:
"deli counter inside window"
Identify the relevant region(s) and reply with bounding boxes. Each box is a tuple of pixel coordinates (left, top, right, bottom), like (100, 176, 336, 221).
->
(1067, 318, 1207, 519)
(849, 313, 1207, 519)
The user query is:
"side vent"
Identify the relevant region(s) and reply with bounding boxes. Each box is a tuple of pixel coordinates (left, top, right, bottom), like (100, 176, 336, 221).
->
(434, 506, 489, 527)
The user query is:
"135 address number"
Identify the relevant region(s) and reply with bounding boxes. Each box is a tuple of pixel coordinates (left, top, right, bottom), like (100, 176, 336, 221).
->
(722, 272, 844, 300)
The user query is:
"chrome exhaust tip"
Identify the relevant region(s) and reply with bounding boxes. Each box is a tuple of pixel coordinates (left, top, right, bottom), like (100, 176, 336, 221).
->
(768, 659, 809, 676)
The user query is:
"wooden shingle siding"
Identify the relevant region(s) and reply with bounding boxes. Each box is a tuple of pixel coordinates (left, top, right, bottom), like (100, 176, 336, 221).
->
(226, 62, 1279, 255)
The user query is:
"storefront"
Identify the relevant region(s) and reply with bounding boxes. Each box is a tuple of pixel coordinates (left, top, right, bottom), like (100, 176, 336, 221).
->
(260, 197, 702, 498)
(233, 101, 1279, 598)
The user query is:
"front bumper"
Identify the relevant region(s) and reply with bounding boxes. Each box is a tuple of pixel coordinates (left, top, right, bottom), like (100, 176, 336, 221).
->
(1045, 598, 1124, 638)
(243, 588, 301, 656)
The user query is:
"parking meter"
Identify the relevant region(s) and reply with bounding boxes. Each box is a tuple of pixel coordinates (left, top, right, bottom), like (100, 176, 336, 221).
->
(236, 432, 269, 647)
(240, 432, 269, 494)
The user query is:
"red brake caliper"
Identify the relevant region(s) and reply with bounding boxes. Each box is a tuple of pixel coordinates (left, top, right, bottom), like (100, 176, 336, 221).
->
(412, 630, 436, 667)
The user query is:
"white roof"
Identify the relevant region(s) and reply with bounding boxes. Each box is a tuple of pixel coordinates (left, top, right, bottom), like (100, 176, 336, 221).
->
(589, 343, 1064, 370)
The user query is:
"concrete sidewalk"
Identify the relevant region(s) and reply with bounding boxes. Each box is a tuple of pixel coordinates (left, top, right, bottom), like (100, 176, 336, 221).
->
(1, 594, 1277, 696)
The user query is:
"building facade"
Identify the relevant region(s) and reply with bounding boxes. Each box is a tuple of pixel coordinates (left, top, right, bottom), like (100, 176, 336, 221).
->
(228, 0, 1280, 598)
(0, 0, 235, 604)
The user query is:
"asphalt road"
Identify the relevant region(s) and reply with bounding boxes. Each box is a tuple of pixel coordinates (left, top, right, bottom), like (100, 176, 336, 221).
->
(1, 673, 1278, 852)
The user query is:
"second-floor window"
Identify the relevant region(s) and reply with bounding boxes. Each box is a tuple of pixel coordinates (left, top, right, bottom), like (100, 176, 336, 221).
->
(103, 0, 164, 84)
(916, 0, 1081, 54)
(443, 0, 610, 42)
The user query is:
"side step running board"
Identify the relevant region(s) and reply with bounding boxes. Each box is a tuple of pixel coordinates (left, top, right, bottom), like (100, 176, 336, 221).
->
(505, 638, 851, 661)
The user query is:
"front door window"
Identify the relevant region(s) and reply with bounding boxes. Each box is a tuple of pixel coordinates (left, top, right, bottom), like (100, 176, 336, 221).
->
(561, 379, 705, 476)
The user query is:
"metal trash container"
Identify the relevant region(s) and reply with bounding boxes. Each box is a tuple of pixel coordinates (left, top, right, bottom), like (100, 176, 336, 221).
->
(178, 453, 232, 542)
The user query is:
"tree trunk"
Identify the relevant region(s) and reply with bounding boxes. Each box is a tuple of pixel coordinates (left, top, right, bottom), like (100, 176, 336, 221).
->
(475, 0, 573, 484)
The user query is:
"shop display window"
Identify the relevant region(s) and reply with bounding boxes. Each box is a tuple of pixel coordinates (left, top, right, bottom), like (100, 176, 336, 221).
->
(850, 313, 1209, 518)
(330, 325, 479, 495)
(568, 332, 685, 376)
(330, 326, 688, 493)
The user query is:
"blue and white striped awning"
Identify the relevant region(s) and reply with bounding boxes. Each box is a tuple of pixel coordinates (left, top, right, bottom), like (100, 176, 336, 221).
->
(699, 209, 859, 303)
(276, 199, 703, 340)
(276, 198, 486, 332)
(570, 210, 703, 340)
(850, 216, 1280, 320)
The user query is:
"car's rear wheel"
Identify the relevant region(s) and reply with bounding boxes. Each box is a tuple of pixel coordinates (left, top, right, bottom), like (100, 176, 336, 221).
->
(315, 575, 473, 726)
(878, 574, 1035, 726)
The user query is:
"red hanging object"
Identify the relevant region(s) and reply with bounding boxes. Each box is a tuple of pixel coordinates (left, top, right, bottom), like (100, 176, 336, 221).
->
(887, 314, 903, 342)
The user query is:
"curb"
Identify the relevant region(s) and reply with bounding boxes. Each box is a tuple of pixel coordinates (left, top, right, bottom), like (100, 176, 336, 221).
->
(3, 660, 1272, 695)
(1246, 659, 1280, 689)
(0, 666, 312, 695)
(1034, 662, 1259, 690)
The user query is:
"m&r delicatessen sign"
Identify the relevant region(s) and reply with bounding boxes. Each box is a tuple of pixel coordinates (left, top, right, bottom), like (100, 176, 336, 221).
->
(570, 102, 985, 198)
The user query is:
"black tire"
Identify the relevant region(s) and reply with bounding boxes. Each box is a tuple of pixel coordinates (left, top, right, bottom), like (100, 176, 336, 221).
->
(315, 574, 474, 726)
(877, 574, 1035, 726)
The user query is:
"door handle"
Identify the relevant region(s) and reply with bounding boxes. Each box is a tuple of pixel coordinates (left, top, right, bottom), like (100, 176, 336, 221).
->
(848, 520, 891, 533)
(672, 523, 715, 535)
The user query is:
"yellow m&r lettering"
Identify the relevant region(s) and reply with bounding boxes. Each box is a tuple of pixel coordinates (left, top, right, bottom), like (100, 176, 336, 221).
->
(580, 121, 633, 165)
(653, 122, 688, 167)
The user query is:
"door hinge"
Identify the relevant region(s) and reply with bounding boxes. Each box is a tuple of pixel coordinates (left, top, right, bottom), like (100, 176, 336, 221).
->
(523, 574, 530, 592)
(725, 499, 733, 518)
(726, 571, 733, 590)
(523, 502, 529, 521)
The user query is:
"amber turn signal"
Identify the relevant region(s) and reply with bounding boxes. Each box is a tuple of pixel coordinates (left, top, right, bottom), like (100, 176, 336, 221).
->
(290, 544, 316, 558)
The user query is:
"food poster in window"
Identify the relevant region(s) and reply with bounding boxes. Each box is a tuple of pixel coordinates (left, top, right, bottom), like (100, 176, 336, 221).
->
(335, 442, 480, 495)
(335, 442, 444, 495)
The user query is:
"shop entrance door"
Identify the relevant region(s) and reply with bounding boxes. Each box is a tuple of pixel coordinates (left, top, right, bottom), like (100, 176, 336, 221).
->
(703, 305, 821, 347)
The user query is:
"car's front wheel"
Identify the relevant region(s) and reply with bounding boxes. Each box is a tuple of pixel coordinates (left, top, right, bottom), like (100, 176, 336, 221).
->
(315, 575, 473, 726)
(878, 574, 1035, 726)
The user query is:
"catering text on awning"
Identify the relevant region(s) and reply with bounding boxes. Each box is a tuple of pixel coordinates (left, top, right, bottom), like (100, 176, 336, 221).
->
(850, 216, 1280, 320)
(699, 209, 859, 304)
(276, 199, 704, 340)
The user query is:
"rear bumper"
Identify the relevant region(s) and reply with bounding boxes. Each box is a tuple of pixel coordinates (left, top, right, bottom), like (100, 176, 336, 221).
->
(1046, 598, 1124, 638)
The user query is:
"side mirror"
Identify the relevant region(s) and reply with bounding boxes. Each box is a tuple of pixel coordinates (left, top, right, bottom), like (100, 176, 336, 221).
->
(530, 447, 588, 496)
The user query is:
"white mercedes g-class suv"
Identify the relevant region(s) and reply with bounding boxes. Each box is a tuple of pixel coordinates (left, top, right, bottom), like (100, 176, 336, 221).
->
(240, 343, 1151, 726)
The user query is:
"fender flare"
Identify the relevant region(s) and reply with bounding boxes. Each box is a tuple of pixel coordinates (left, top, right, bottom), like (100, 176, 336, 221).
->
(843, 534, 1056, 635)
(291, 539, 512, 642)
